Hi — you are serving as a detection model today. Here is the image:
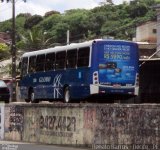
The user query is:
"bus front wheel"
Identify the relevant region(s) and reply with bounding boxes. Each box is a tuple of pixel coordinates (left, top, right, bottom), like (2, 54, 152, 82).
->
(64, 87, 71, 103)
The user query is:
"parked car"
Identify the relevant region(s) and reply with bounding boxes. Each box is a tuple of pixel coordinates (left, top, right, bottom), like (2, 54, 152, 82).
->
(0, 80, 10, 103)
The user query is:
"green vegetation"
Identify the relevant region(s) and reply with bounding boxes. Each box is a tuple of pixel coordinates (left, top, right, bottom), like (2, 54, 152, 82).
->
(0, 0, 159, 56)
(0, 43, 10, 60)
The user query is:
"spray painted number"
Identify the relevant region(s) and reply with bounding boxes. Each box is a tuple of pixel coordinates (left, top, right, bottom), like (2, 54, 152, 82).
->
(40, 115, 76, 132)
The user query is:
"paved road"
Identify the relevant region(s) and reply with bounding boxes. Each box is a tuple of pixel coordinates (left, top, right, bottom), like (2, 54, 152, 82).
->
(0, 141, 90, 150)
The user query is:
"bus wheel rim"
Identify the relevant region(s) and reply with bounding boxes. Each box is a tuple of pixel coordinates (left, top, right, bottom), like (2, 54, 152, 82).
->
(31, 92, 35, 102)
(65, 90, 70, 103)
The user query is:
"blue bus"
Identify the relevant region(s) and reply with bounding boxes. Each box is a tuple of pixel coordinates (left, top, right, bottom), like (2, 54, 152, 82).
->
(19, 39, 139, 103)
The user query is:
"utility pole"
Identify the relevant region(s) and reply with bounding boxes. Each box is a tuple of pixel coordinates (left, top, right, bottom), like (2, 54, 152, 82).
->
(67, 30, 70, 45)
(1, 0, 26, 102)
(12, 0, 16, 102)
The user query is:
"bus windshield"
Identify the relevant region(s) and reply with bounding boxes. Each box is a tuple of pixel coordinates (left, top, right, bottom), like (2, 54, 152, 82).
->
(98, 41, 139, 86)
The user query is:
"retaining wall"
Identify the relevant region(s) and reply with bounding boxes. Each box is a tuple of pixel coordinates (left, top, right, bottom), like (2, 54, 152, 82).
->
(2, 103, 160, 146)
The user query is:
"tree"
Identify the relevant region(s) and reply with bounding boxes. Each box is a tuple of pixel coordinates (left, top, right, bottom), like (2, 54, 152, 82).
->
(63, 9, 90, 42)
(88, 6, 109, 36)
(38, 14, 62, 31)
(0, 0, 159, 47)
(20, 28, 53, 51)
(101, 20, 121, 37)
(126, 0, 149, 18)
(49, 22, 69, 44)
(16, 13, 31, 18)
(0, 43, 10, 60)
(24, 15, 43, 29)
(0, 20, 12, 33)
(44, 10, 60, 18)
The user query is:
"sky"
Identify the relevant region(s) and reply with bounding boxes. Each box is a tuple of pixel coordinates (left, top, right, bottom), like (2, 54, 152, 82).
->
(0, 0, 131, 21)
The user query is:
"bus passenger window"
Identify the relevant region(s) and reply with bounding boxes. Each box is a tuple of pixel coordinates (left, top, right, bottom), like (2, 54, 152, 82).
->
(21, 57, 28, 77)
(77, 47, 90, 67)
(67, 49, 77, 69)
(55, 51, 66, 70)
(29, 56, 36, 73)
(45, 53, 55, 71)
(36, 54, 45, 72)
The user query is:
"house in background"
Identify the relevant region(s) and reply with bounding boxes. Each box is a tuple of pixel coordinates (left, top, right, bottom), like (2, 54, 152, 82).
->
(136, 21, 157, 43)
(0, 32, 11, 45)
(135, 11, 160, 103)
(134, 21, 157, 59)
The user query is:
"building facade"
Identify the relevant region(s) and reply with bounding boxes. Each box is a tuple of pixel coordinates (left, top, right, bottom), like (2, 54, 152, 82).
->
(135, 21, 157, 59)
(136, 21, 157, 43)
(0, 32, 11, 45)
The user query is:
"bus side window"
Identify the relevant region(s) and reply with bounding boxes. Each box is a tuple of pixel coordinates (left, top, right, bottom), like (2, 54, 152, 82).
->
(21, 57, 28, 77)
(29, 56, 36, 73)
(77, 47, 90, 67)
(36, 54, 46, 72)
(45, 53, 55, 71)
(66, 49, 77, 69)
(55, 51, 66, 70)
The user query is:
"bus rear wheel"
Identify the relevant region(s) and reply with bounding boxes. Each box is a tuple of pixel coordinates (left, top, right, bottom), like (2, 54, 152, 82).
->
(64, 87, 71, 103)
(29, 89, 39, 103)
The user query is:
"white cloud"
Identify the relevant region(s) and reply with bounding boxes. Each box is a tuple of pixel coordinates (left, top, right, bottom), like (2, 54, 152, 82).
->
(0, 0, 130, 21)
(27, 0, 100, 13)
(17, 1, 52, 16)
(0, 2, 12, 21)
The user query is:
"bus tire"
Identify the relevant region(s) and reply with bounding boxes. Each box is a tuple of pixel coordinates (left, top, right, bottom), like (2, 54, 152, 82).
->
(29, 89, 39, 103)
(64, 87, 71, 103)
(5, 99, 9, 104)
(25, 99, 30, 103)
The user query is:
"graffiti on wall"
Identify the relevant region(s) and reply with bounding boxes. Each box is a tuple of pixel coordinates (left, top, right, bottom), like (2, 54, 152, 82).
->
(94, 106, 160, 145)
(9, 106, 24, 133)
(84, 108, 96, 129)
(39, 115, 76, 137)
(25, 109, 38, 140)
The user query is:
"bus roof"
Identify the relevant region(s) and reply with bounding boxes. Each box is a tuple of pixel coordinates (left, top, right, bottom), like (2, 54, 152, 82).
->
(22, 39, 136, 58)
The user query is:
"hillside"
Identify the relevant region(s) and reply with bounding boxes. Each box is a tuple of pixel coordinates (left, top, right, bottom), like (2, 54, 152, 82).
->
(0, 0, 159, 54)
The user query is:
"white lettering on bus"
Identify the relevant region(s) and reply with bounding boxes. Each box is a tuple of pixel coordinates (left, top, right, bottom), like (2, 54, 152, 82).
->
(104, 45, 130, 51)
(33, 78, 37, 83)
(39, 77, 51, 83)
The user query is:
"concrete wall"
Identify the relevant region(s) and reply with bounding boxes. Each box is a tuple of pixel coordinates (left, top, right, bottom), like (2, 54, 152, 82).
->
(0, 104, 4, 140)
(3, 103, 160, 146)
